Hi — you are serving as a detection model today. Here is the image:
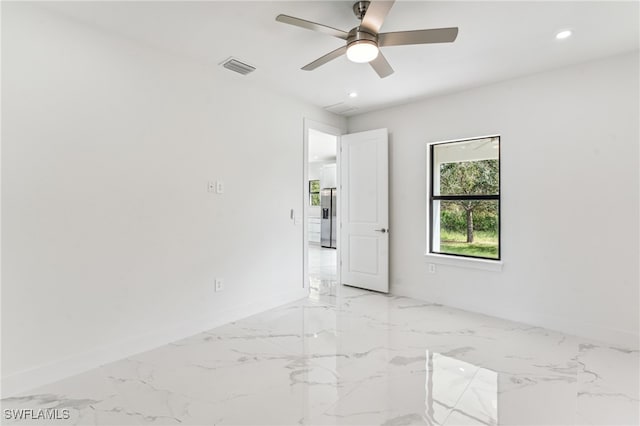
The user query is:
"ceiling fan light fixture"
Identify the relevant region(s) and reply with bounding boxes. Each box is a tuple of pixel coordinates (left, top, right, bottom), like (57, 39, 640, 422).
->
(346, 40, 379, 63)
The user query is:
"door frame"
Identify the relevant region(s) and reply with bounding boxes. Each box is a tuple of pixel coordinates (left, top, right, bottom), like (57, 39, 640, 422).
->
(302, 118, 342, 290)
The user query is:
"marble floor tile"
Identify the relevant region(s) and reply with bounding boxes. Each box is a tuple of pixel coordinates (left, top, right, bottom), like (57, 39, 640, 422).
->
(2, 281, 638, 425)
(1, 368, 137, 426)
(308, 245, 337, 283)
(575, 343, 639, 425)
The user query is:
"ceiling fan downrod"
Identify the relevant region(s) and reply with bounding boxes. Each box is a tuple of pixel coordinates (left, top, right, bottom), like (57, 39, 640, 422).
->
(352, 1, 371, 20)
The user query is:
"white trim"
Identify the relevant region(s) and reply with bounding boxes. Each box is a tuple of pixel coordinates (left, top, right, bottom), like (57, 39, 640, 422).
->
(336, 135, 342, 286)
(424, 253, 503, 272)
(425, 143, 432, 260)
(428, 134, 501, 146)
(302, 119, 341, 290)
(0, 288, 307, 398)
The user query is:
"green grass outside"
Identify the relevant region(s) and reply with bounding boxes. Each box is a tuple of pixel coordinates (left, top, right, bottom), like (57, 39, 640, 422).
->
(439, 230, 499, 259)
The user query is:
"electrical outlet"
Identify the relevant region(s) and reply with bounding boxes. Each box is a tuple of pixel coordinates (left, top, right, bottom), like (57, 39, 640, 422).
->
(215, 279, 224, 292)
(428, 264, 436, 274)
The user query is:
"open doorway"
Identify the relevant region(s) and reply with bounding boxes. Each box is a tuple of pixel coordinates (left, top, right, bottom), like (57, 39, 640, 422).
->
(303, 121, 340, 299)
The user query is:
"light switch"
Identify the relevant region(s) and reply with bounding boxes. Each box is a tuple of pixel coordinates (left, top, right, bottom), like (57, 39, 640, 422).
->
(216, 181, 224, 194)
(215, 278, 224, 292)
(208, 181, 216, 193)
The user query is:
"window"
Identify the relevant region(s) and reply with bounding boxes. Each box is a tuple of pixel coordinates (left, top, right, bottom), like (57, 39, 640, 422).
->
(428, 136, 500, 261)
(309, 180, 320, 206)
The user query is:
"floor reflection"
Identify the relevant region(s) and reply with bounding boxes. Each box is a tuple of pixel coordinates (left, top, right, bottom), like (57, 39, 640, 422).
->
(425, 350, 497, 425)
(309, 244, 338, 303)
(309, 276, 338, 302)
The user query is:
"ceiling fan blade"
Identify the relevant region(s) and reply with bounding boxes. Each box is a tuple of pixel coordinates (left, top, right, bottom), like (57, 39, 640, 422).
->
(276, 14, 348, 40)
(360, 1, 395, 34)
(369, 52, 394, 78)
(302, 46, 348, 71)
(378, 27, 459, 47)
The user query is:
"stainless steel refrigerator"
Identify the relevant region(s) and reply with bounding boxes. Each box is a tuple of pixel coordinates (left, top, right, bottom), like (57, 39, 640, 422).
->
(320, 188, 337, 249)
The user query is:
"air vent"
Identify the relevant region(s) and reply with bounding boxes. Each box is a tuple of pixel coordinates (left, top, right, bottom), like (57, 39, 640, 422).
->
(220, 57, 256, 75)
(324, 102, 358, 115)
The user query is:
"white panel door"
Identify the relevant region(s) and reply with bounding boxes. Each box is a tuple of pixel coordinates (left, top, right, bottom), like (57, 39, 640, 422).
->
(340, 128, 389, 293)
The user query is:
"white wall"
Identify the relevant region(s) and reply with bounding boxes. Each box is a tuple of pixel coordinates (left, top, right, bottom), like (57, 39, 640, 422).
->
(320, 163, 337, 189)
(308, 162, 325, 181)
(348, 52, 639, 348)
(1, 3, 345, 395)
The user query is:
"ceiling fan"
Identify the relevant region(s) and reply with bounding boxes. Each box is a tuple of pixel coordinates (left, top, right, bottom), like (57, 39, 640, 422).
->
(276, 0, 458, 78)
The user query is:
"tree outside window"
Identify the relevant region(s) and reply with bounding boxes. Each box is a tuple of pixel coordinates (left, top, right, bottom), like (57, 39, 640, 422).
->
(309, 180, 320, 206)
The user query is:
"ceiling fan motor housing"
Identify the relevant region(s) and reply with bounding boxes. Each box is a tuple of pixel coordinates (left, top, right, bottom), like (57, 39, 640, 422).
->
(347, 27, 378, 47)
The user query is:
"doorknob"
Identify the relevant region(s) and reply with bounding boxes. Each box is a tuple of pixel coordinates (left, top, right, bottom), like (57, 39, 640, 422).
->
(375, 228, 388, 233)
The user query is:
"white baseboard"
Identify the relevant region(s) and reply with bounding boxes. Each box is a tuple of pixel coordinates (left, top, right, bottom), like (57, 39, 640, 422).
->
(391, 283, 639, 350)
(1, 288, 308, 398)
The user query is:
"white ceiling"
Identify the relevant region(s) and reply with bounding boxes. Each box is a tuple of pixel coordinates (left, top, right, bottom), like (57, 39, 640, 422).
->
(40, 1, 639, 116)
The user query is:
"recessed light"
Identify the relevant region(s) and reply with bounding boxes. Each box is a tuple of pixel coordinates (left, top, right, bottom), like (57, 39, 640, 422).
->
(348, 91, 358, 98)
(556, 30, 572, 40)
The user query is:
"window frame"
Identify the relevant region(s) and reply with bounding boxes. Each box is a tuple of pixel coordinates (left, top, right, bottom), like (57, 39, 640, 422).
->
(426, 135, 502, 265)
(309, 179, 321, 206)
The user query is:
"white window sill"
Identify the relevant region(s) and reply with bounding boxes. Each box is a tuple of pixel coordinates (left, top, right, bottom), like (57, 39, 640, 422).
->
(424, 253, 503, 272)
